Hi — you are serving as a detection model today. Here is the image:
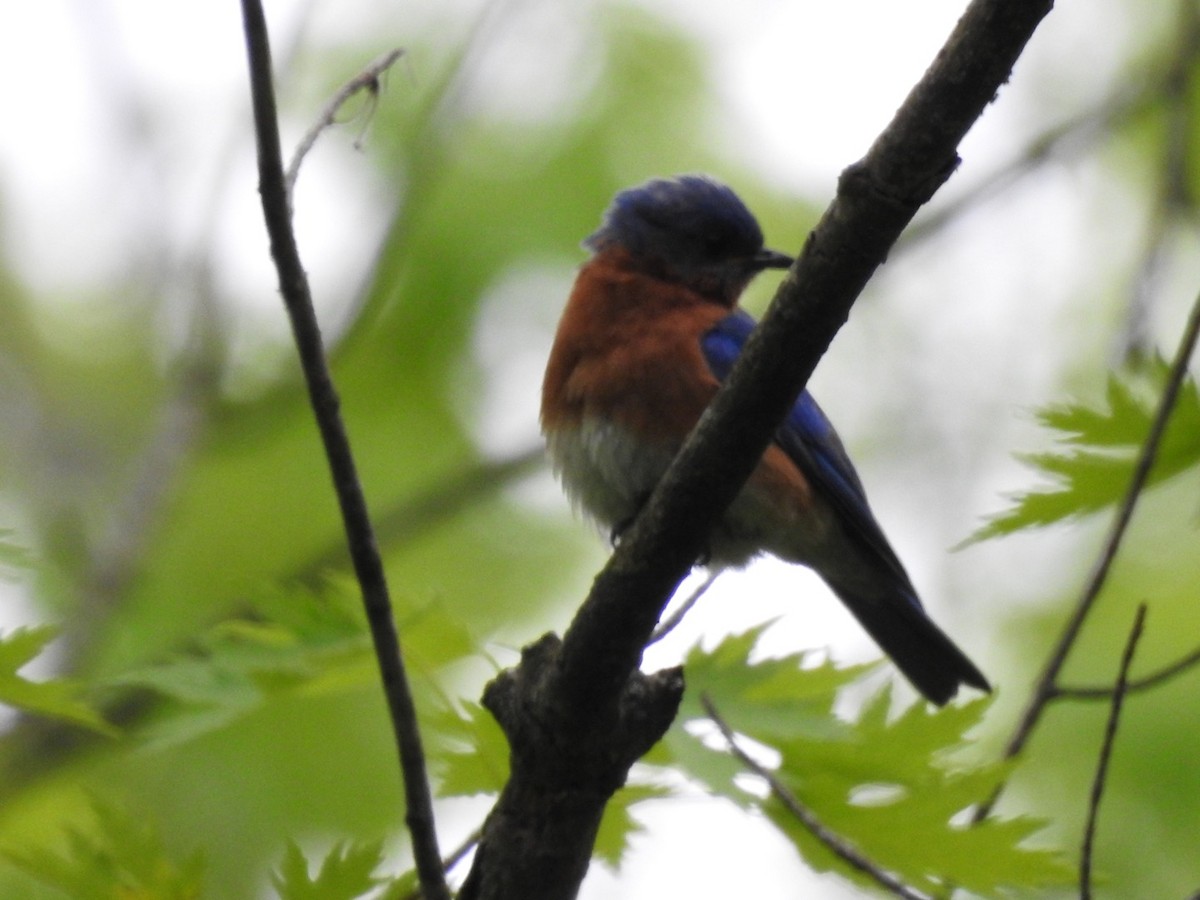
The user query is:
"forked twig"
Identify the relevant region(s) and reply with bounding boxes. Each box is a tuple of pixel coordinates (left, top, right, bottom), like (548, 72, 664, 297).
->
(284, 47, 406, 199)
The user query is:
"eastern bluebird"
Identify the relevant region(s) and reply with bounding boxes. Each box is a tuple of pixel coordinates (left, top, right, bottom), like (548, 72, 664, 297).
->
(541, 175, 988, 705)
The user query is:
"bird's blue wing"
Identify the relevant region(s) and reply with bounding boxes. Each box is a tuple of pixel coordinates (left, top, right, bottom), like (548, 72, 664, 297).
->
(701, 311, 911, 585)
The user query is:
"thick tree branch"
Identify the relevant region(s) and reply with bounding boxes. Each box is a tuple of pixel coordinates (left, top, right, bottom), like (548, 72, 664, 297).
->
(238, 5, 448, 899)
(462, 1, 1055, 898)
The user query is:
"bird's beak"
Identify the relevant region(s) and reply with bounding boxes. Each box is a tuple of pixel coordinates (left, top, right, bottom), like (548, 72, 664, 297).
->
(753, 248, 793, 270)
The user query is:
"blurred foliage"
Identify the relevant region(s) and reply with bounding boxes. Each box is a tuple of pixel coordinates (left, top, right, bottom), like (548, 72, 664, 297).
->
(0, 628, 113, 736)
(2, 799, 205, 900)
(0, 0, 1198, 898)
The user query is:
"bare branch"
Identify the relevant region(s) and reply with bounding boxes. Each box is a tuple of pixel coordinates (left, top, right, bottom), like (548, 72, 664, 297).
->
(975, 284, 1200, 823)
(703, 695, 932, 900)
(1054, 639, 1200, 700)
(1080, 605, 1147, 900)
(238, 5, 447, 899)
(284, 47, 405, 200)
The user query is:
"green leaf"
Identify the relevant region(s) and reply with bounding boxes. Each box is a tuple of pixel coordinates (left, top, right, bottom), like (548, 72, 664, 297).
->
(271, 839, 387, 900)
(594, 782, 672, 870)
(675, 622, 879, 742)
(969, 361, 1200, 541)
(428, 699, 510, 798)
(661, 628, 1072, 896)
(111, 581, 475, 750)
(0, 626, 114, 734)
(2, 798, 205, 899)
(109, 583, 371, 749)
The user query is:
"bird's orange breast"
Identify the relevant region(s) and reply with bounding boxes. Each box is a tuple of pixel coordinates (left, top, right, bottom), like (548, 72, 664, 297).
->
(541, 251, 728, 442)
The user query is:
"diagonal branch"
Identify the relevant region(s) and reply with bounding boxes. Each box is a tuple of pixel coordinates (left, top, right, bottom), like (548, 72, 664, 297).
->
(238, 5, 448, 899)
(462, 2, 1056, 898)
(557, 0, 1055, 720)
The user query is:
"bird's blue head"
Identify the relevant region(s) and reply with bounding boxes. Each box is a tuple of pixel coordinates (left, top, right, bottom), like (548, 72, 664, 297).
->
(584, 175, 792, 304)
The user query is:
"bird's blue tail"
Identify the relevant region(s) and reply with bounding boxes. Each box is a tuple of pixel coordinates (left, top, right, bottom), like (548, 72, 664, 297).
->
(822, 574, 990, 705)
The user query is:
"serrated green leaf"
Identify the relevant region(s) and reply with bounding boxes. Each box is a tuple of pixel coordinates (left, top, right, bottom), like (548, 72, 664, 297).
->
(676, 623, 878, 743)
(427, 699, 510, 798)
(2, 798, 205, 900)
(968, 361, 1200, 542)
(593, 783, 671, 870)
(271, 839, 387, 900)
(0, 626, 115, 734)
(663, 626, 1072, 896)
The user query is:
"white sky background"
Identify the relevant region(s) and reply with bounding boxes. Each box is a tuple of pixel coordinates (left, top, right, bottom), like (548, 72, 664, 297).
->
(0, 0, 1158, 898)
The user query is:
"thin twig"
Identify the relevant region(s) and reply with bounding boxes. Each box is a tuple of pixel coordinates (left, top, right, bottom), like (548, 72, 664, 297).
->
(1080, 604, 1146, 900)
(1054, 640, 1200, 700)
(647, 570, 720, 645)
(238, 6, 448, 900)
(702, 695, 932, 900)
(400, 827, 483, 900)
(284, 47, 405, 199)
(975, 285, 1200, 823)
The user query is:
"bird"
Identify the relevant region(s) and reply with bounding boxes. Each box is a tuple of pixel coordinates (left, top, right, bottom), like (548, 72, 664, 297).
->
(540, 174, 989, 705)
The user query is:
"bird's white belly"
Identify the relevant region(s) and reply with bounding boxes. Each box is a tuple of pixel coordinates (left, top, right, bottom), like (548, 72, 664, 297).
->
(545, 418, 676, 533)
(545, 417, 838, 569)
